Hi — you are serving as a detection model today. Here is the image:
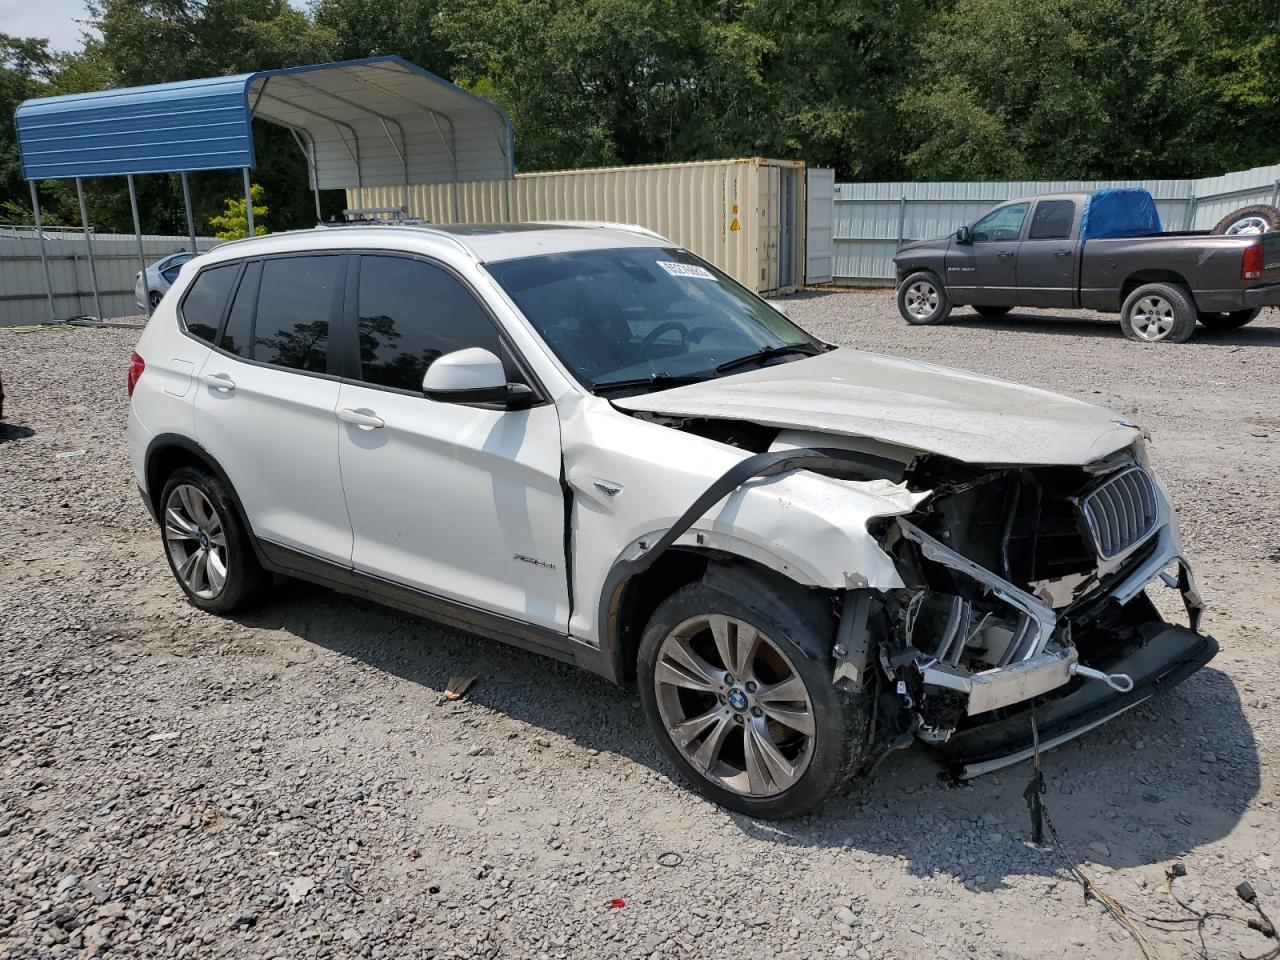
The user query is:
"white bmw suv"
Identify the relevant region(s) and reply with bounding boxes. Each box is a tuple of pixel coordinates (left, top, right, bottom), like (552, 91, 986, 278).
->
(128, 222, 1216, 818)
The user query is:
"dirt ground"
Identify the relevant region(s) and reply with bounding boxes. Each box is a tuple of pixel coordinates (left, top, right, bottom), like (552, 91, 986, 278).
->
(1, 293, 1278, 960)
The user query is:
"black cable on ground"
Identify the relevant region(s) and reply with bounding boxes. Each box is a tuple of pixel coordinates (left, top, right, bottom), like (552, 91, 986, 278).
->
(1025, 708, 1278, 960)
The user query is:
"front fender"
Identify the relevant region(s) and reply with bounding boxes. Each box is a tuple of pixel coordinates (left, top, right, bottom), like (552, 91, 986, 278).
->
(562, 400, 929, 643)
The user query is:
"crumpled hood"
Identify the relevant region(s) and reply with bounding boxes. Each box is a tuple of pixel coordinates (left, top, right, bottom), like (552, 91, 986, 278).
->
(613, 348, 1141, 466)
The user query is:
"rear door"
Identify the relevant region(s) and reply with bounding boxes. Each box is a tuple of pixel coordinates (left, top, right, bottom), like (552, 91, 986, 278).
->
(1016, 199, 1079, 307)
(945, 201, 1028, 305)
(192, 254, 352, 564)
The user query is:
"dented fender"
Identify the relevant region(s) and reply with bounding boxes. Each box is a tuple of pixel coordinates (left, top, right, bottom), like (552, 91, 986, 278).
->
(560, 395, 929, 644)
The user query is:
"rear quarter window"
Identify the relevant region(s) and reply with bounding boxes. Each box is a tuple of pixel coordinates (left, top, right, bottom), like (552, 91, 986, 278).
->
(178, 264, 238, 344)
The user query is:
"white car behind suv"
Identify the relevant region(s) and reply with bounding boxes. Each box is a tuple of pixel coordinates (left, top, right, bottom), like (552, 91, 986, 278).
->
(127, 221, 1216, 818)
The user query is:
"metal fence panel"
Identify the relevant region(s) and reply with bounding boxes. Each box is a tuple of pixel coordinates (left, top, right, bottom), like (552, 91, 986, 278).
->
(0, 228, 218, 325)
(832, 163, 1280, 285)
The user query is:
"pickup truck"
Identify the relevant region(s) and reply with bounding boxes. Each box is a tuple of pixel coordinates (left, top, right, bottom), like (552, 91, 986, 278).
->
(893, 188, 1280, 342)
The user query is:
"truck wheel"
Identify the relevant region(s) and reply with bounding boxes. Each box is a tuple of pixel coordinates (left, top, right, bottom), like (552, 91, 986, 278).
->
(1211, 204, 1280, 236)
(973, 305, 1012, 318)
(1198, 308, 1261, 331)
(897, 271, 952, 325)
(1120, 283, 1197, 343)
(637, 576, 869, 819)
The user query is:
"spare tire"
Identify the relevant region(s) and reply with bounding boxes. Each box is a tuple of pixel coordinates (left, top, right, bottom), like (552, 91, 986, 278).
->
(1211, 204, 1280, 236)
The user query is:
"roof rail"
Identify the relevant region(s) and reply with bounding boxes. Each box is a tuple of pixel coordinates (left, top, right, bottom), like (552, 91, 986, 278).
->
(534, 220, 673, 244)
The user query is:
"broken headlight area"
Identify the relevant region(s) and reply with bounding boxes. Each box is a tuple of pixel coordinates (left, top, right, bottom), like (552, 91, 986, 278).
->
(855, 453, 1209, 756)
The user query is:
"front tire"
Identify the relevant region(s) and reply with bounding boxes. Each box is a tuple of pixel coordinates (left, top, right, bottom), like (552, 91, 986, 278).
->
(1120, 282, 1197, 343)
(637, 575, 868, 819)
(1198, 308, 1261, 332)
(897, 271, 952, 325)
(149, 290, 163, 310)
(159, 465, 266, 614)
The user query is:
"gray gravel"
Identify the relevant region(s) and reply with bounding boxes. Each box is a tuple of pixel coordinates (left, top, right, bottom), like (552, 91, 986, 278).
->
(1, 294, 1278, 960)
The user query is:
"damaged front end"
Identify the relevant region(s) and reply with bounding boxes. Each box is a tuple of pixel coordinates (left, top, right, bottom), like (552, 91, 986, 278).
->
(851, 449, 1216, 777)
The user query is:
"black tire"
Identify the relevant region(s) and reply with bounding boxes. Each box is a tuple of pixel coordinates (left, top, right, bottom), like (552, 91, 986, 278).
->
(1120, 282, 1198, 343)
(1198, 308, 1262, 332)
(973, 305, 1013, 318)
(148, 290, 163, 309)
(896, 271, 952, 325)
(637, 572, 869, 819)
(159, 465, 266, 614)
(1211, 204, 1280, 236)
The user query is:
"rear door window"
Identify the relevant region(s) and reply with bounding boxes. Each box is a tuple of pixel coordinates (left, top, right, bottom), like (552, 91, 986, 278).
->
(218, 261, 260, 358)
(1028, 200, 1076, 240)
(252, 256, 343, 374)
(179, 264, 237, 344)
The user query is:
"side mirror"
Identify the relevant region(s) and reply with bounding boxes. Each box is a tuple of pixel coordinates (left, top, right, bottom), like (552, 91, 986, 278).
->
(766, 299, 790, 317)
(423, 347, 533, 408)
(955, 225, 972, 244)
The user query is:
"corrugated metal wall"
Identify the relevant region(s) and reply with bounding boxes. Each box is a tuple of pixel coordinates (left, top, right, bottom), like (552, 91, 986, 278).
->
(0, 229, 218, 325)
(352, 158, 807, 295)
(832, 162, 1280, 284)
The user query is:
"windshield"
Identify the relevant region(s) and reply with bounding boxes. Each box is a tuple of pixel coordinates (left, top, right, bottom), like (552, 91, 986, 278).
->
(485, 247, 822, 392)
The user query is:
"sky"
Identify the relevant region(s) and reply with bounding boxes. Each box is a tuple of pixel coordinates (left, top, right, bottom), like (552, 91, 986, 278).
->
(1, 0, 95, 51)
(2, 0, 309, 54)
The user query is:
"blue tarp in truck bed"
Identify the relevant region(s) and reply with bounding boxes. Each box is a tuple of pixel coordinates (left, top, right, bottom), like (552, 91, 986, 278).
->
(1080, 188, 1163, 240)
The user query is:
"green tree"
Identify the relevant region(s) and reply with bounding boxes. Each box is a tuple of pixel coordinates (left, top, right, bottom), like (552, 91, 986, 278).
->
(898, 0, 1217, 180)
(314, 0, 455, 74)
(210, 183, 267, 239)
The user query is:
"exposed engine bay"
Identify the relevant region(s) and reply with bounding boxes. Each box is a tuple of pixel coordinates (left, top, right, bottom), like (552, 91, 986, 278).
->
(626, 409, 1214, 774)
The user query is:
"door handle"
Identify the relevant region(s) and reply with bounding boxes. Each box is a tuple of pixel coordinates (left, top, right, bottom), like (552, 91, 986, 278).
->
(997, 251, 1015, 259)
(1054, 249, 1072, 257)
(200, 372, 235, 392)
(338, 408, 385, 430)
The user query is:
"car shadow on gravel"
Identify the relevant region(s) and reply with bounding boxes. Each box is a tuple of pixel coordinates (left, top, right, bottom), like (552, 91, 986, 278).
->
(956, 311, 1280, 347)
(733, 665, 1258, 888)
(0, 422, 35, 443)
(237, 581, 1257, 890)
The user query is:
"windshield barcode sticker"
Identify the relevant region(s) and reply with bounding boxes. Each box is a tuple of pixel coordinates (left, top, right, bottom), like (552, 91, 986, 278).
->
(656, 261, 717, 281)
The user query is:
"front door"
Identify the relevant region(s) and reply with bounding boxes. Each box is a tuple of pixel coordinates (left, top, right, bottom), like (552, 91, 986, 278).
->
(334, 253, 570, 632)
(193, 254, 352, 564)
(1017, 198, 1080, 308)
(946, 201, 1028, 305)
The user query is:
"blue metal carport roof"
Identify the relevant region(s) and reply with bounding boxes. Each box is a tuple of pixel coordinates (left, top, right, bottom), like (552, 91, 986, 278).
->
(15, 57, 515, 189)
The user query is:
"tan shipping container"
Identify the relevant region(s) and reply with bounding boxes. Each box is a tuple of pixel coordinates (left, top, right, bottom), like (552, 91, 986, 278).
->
(349, 158, 806, 296)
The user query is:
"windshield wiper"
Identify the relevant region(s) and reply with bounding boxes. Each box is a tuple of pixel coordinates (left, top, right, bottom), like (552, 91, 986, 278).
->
(714, 343, 821, 375)
(591, 372, 708, 395)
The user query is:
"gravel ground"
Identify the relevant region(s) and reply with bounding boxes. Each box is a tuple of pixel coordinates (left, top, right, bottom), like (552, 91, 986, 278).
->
(1, 294, 1278, 960)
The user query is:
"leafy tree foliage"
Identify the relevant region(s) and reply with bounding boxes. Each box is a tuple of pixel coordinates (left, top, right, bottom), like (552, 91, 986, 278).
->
(210, 182, 268, 239)
(1, 0, 1276, 234)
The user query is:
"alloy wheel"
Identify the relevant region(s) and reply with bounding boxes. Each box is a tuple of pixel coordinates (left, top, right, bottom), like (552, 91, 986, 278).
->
(905, 281, 939, 320)
(163, 484, 228, 599)
(653, 614, 815, 797)
(1131, 295, 1176, 341)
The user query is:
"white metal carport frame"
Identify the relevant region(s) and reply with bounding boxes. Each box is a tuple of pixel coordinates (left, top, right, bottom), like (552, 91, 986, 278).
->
(14, 57, 515, 322)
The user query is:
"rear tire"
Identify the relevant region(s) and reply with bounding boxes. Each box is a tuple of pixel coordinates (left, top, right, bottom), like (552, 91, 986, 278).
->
(1120, 283, 1198, 343)
(1211, 204, 1280, 236)
(897, 271, 952, 325)
(1198, 308, 1261, 331)
(973, 305, 1013, 318)
(637, 573, 869, 819)
(159, 465, 266, 614)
